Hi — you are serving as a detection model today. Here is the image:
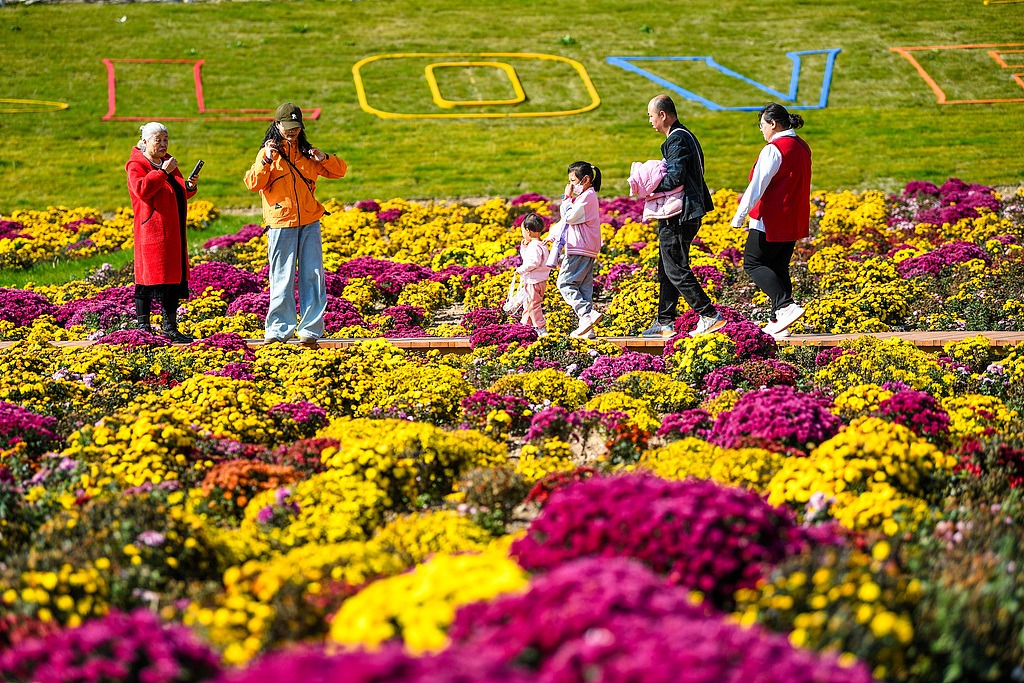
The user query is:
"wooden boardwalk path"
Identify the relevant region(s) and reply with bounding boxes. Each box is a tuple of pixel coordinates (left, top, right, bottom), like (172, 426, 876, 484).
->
(2, 331, 1022, 354)
(780, 330, 1024, 352)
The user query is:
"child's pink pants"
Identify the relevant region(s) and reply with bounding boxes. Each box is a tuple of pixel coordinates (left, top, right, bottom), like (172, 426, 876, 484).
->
(520, 281, 546, 328)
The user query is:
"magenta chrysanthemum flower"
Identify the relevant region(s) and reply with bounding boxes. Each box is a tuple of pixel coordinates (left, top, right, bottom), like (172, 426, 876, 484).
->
(0, 609, 220, 683)
(874, 390, 951, 440)
(578, 352, 665, 393)
(95, 329, 172, 347)
(511, 473, 814, 607)
(896, 242, 991, 278)
(599, 196, 644, 227)
(461, 307, 505, 331)
(0, 288, 57, 327)
(206, 362, 255, 381)
(335, 257, 434, 298)
(450, 557, 872, 683)
(0, 402, 58, 454)
(269, 401, 328, 426)
(594, 263, 640, 292)
(56, 286, 134, 329)
(511, 192, 550, 206)
(709, 385, 841, 451)
(376, 208, 404, 223)
(187, 262, 261, 300)
(656, 409, 714, 440)
(355, 199, 381, 212)
(461, 391, 532, 434)
(219, 645, 530, 683)
(704, 358, 799, 396)
(202, 223, 265, 251)
(469, 324, 538, 350)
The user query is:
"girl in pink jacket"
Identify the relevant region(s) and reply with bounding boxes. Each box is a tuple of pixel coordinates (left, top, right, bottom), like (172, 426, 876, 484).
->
(515, 213, 552, 336)
(549, 161, 604, 338)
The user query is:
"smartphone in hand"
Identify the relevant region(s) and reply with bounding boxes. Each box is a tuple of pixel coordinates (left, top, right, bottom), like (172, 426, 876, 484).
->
(189, 159, 205, 180)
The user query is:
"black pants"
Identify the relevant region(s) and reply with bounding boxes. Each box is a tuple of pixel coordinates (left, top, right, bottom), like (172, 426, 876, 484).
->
(743, 229, 796, 315)
(656, 215, 716, 323)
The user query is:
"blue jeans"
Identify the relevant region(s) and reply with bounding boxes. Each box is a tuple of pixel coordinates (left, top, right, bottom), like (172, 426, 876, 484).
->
(266, 221, 326, 341)
(557, 253, 596, 319)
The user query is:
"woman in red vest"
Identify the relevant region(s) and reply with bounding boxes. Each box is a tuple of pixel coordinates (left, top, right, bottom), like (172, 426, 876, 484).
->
(125, 122, 198, 343)
(731, 102, 812, 340)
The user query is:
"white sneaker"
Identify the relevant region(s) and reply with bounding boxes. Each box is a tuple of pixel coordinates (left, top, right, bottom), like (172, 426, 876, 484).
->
(689, 314, 727, 337)
(770, 328, 791, 340)
(571, 310, 603, 337)
(535, 327, 548, 338)
(569, 328, 598, 340)
(764, 304, 804, 335)
(761, 323, 786, 338)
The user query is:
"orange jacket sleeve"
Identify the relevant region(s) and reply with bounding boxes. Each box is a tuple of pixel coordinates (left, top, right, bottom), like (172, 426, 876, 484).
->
(315, 154, 347, 179)
(244, 150, 273, 192)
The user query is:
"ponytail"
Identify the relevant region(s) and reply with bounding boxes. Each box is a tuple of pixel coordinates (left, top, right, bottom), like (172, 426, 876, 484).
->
(759, 102, 804, 131)
(567, 160, 602, 192)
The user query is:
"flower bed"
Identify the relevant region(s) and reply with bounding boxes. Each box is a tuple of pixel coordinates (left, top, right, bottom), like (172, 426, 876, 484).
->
(0, 181, 1022, 682)
(0, 201, 217, 271)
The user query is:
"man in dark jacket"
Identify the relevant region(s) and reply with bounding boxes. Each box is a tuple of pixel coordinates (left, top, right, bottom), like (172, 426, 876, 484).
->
(640, 94, 726, 338)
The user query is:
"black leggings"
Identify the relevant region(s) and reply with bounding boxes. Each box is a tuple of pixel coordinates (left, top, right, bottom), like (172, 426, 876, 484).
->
(743, 230, 796, 314)
(134, 283, 186, 322)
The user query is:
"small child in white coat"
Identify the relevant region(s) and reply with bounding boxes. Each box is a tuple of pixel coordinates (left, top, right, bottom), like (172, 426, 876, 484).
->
(515, 213, 552, 337)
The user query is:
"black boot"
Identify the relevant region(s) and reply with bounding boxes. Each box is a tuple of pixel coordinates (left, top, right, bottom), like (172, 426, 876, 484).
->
(160, 297, 194, 344)
(133, 294, 155, 333)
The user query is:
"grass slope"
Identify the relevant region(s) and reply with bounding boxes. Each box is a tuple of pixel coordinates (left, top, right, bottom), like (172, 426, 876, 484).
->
(0, 0, 1022, 210)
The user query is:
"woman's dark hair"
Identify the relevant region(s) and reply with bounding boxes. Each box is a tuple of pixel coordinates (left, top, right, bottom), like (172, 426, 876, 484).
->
(261, 122, 315, 158)
(522, 213, 545, 233)
(567, 161, 602, 192)
(759, 102, 804, 130)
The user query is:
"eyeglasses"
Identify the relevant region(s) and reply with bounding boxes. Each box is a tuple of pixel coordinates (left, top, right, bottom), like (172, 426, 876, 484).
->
(757, 119, 768, 129)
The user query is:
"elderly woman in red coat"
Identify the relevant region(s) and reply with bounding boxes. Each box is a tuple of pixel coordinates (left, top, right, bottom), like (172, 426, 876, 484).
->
(126, 122, 198, 342)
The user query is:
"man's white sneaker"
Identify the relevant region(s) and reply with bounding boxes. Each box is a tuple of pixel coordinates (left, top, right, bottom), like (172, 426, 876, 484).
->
(764, 303, 804, 335)
(571, 310, 603, 337)
(534, 327, 548, 338)
(689, 314, 727, 337)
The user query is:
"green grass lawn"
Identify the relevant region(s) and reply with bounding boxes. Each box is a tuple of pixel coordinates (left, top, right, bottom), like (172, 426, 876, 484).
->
(0, 0, 1022, 212)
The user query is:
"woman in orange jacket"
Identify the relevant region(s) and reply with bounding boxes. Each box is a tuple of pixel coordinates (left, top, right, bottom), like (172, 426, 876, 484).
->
(244, 103, 347, 345)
